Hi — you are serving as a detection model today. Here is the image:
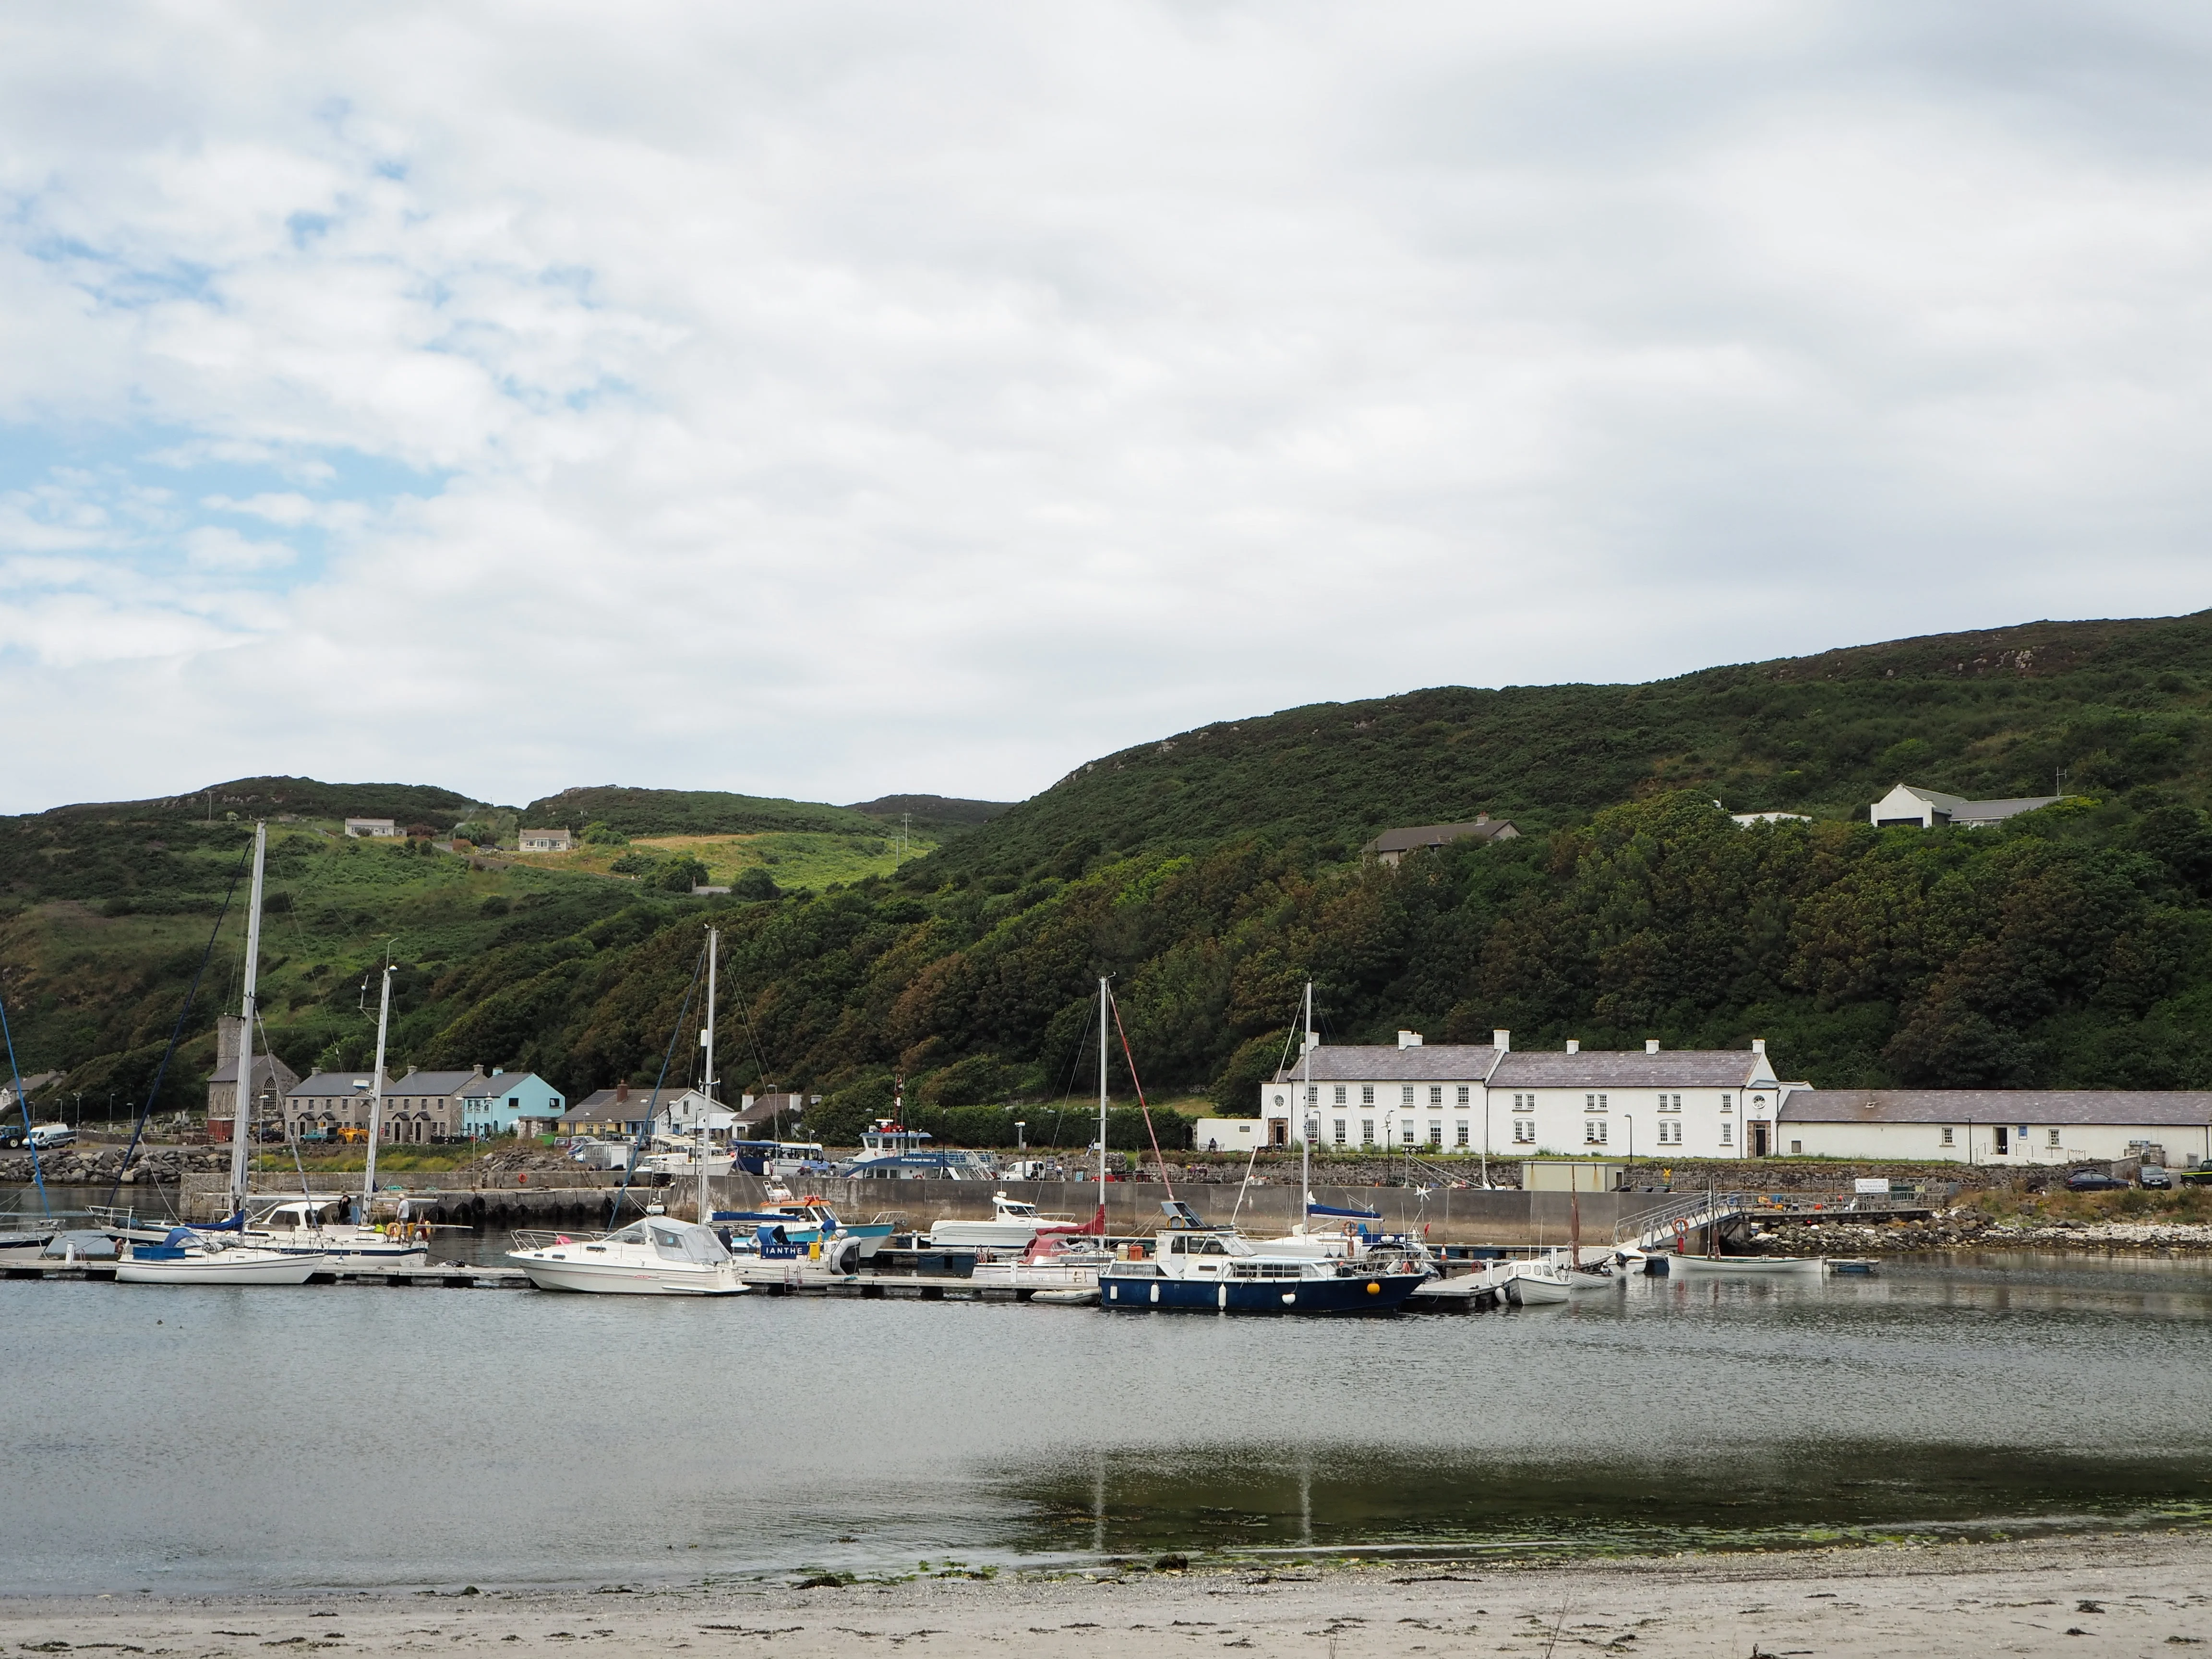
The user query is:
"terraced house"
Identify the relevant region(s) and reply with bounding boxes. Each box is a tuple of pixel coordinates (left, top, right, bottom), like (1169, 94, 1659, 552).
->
(379, 1066, 485, 1143)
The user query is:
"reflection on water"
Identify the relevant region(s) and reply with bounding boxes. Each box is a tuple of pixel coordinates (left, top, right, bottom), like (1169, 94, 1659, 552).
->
(3, 1247, 2212, 1593)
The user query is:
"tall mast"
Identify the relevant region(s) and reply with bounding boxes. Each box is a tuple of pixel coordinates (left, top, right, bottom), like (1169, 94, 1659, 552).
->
(361, 963, 393, 1222)
(225, 823, 267, 1221)
(1096, 976, 1108, 1198)
(1300, 980, 1314, 1228)
(700, 926, 718, 1226)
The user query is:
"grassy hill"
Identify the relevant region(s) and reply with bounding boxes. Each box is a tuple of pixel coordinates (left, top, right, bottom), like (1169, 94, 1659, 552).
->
(44, 775, 485, 828)
(10, 611, 2212, 1136)
(844, 795, 1014, 837)
(928, 611, 2212, 881)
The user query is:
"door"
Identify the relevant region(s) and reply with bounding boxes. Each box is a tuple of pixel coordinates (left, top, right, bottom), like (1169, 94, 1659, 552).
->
(1751, 1122, 1769, 1157)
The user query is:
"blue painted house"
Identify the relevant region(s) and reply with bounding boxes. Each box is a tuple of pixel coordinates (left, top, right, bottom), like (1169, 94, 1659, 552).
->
(460, 1070, 565, 1138)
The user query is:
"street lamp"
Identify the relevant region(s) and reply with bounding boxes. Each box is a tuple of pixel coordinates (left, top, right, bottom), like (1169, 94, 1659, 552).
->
(1015, 1120, 1026, 1152)
(1623, 1114, 1635, 1188)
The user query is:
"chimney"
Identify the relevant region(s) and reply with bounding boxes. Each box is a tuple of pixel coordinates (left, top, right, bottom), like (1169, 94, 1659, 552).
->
(1302, 1033, 1321, 1053)
(1493, 1029, 1510, 1051)
(616, 1082, 629, 1103)
(1397, 1030, 1423, 1049)
(1566, 1039, 1580, 1055)
(1475, 812, 1489, 825)
(216, 1014, 243, 1068)
(1645, 1039, 1660, 1055)
(1752, 1038, 1767, 1055)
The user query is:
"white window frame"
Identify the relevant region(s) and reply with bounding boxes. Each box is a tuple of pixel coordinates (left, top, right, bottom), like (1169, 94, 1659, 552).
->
(1584, 1119, 1608, 1145)
(1456, 1122, 1470, 1147)
(1361, 1119, 1375, 1145)
(1334, 1085, 1347, 1106)
(1401, 1085, 1415, 1106)
(1456, 1085, 1470, 1106)
(1513, 1119, 1536, 1144)
(1334, 1119, 1347, 1145)
(1361, 1085, 1375, 1106)
(1940, 1126, 1955, 1146)
(1719, 1121, 1733, 1147)
(1429, 1085, 1443, 1106)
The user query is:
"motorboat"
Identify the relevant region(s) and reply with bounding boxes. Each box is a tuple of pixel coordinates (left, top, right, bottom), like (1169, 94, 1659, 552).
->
(507, 1218, 748, 1295)
(711, 1195, 898, 1260)
(838, 1121, 998, 1180)
(1505, 1252, 1619, 1305)
(1668, 1252, 1823, 1277)
(0, 1228, 55, 1262)
(1101, 1228, 1426, 1314)
(115, 1229, 328, 1286)
(928, 1190, 1084, 1249)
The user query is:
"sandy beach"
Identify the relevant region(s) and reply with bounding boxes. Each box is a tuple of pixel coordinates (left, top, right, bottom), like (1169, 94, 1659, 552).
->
(7, 1532, 2210, 1658)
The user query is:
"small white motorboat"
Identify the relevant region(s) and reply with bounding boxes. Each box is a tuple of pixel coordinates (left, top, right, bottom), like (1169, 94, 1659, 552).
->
(115, 1230, 328, 1285)
(970, 1233, 1114, 1291)
(508, 1218, 749, 1296)
(1668, 1252, 1823, 1277)
(1506, 1252, 1619, 1305)
(928, 1190, 1083, 1249)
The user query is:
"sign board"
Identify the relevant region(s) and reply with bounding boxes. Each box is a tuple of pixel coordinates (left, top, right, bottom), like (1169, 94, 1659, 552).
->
(1853, 1177, 1888, 1195)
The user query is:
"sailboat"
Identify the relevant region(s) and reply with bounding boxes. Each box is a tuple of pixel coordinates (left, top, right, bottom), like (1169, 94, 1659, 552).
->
(507, 925, 746, 1296)
(118, 824, 329, 1286)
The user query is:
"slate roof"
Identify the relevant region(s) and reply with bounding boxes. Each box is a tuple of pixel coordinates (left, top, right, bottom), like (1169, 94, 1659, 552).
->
(460, 1071, 553, 1099)
(388, 1070, 482, 1098)
(1488, 1050, 1771, 1090)
(207, 1053, 299, 1087)
(287, 1070, 396, 1099)
(1782, 1090, 2212, 1127)
(1272, 1046, 1501, 1084)
(1952, 795, 2061, 822)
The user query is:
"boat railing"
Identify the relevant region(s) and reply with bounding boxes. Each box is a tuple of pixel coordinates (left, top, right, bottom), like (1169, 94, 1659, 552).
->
(510, 1227, 609, 1251)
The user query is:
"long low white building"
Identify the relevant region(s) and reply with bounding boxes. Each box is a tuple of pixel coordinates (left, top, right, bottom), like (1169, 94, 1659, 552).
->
(1779, 1090, 2212, 1168)
(1257, 1034, 2212, 1167)
(1260, 1031, 1789, 1162)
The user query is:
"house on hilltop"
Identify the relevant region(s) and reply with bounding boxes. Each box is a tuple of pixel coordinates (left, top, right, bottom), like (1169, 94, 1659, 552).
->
(1871, 782, 2059, 829)
(344, 817, 400, 838)
(1361, 815, 1519, 866)
(517, 828, 573, 852)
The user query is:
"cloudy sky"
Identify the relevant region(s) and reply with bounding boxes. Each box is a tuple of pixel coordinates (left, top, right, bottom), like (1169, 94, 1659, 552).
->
(3, 2, 2209, 815)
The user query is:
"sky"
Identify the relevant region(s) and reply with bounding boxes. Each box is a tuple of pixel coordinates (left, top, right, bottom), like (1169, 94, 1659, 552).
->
(3, 2, 2211, 815)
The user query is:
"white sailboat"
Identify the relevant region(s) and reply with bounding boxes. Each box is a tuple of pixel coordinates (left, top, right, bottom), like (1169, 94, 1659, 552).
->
(506, 925, 746, 1297)
(118, 823, 329, 1286)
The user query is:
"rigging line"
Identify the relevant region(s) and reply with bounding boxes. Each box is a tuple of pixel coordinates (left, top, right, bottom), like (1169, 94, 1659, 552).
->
(1044, 986, 1102, 1158)
(0, 977, 50, 1219)
(1105, 986, 1175, 1202)
(608, 937, 712, 1225)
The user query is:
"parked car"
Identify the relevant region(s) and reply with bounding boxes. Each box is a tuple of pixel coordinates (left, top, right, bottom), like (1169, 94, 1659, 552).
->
(2066, 1169, 2129, 1193)
(2139, 1165, 2174, 1190)
(26, 1122, 75, 1149)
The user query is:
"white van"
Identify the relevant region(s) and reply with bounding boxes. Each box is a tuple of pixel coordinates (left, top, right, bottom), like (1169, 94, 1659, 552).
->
(27, 1122, 74, 1149)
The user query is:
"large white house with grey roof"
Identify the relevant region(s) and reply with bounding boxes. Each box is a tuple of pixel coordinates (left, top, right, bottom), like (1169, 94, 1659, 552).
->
(1778, 1090, 2212, 1168)
(1259, 1030, 1787, 1161)
(1871, 782, 2059, 829)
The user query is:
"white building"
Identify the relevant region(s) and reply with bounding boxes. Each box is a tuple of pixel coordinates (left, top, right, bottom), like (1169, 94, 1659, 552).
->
(1779, 1090, 2212, 1167)
(518, 828, 574, 852)
(1258, 1030, 1787, 1160)
(344, 817, 400, 838)
(1870, 782, 2059, 830)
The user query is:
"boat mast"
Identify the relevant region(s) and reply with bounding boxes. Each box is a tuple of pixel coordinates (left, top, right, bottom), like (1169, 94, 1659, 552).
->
(225, 823, 267, 1222)
(361, 962, 393, 1224)
(700, 926, 718, 1226)
(1096, 975, 1108, 1199)
(1300, 980, 1314, 1232)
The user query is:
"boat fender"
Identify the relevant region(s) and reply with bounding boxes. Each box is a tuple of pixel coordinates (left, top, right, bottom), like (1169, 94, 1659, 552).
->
(1366, 1281, 1380, 1295)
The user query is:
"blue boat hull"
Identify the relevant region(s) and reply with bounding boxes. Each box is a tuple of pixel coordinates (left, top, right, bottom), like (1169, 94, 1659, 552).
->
(1101, 1273, 1421, 1315)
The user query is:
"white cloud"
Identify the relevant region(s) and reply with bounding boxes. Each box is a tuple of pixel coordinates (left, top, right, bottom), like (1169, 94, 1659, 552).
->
(2, 1, 2212, 812)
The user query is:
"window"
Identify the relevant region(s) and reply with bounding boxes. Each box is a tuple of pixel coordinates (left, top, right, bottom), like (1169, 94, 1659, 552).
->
(1428, 1120, 1442, 1146)
(1334, 1085, 1347, 1106)
(1940, 1127, 1955, 1147)
(1456, 1122, 1470, 1147)
(1401, 1122, 1417, 1145)
(1429, 1085, 1443, 1106)
(1721, 1094, 1733, 1113)
(1513, 1120, 1536, 1144)
(1584, 1120, 1608, 1145)
(1657, 1121, 1680, 1145)
(1513, 1093, 1533, 1112)
(1790, 1140, 1803, 1154)
(1719, 1121, 1732, 1147)
(1658, 1094, 1681, 1112)
(1361, 1085, 1375, 1106)
(1334, 1119, 1347, 1145)
(2046, 1128, 2061, 1148)
(1305, 1086, 1318, 1106)
(1457, 1086, 1470, 1106)
(1402, 1085, 1415, 1106)
(1584, 1093, 1607, 1111)
(1994, 1126, 2009, 1154)
(1361, 1119, 1375, 1145)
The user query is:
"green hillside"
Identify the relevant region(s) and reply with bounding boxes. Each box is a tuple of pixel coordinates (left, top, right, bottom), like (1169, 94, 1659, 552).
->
(45, 775, 484, 829)
(9, 611, 2212, 1136)
(845, 794, 1014, 837)
(931, 611, 2212, 881)
(521, 785, 885, 839)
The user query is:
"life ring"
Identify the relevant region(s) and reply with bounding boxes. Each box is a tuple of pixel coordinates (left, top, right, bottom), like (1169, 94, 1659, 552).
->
(1673, 1219, 1687, 1238)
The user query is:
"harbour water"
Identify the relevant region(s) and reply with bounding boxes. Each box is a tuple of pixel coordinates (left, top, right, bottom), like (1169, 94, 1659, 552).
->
(4, 1242, 2211, 1595)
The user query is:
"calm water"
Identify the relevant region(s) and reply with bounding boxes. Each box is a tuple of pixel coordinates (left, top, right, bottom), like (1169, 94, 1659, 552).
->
(4, 1247, 2212, 1594)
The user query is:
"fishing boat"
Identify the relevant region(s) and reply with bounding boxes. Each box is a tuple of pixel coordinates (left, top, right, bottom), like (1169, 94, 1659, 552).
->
(507, 1216, 748, 1295)
(1504, 1252, 1618, 1305)
(115, 1227, 327, 1285)
(1668, 1251, 1823, 1277)
(928, 1190, 1084, 1249)
(838, 1120, 999, 1180)
(711, 1195, 898, 1259)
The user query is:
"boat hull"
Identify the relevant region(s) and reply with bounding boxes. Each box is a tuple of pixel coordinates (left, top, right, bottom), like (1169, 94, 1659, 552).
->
(115, 1250, 327, 1285)
(0, 1232, 55, 1261)
(1101, 1272, 1421, 1314)
(508, 1254, 748, 1296)
(1668, 1254, 1823, 1276)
